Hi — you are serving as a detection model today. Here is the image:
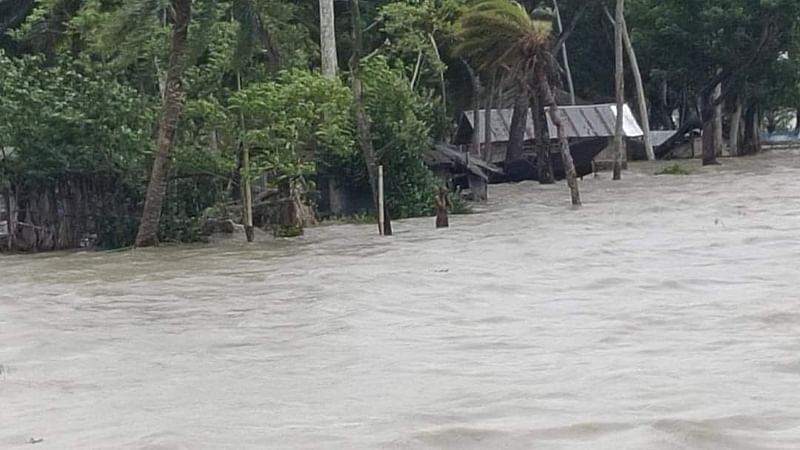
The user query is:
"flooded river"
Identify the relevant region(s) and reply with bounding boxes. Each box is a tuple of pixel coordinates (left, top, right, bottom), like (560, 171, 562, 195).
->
(3, 152, 800, 449)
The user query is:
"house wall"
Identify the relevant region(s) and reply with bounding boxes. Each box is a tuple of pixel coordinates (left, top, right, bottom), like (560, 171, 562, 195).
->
(1, 176, 135, 252)
(317, 177, 373, 217)
(666, 137, 703, 159)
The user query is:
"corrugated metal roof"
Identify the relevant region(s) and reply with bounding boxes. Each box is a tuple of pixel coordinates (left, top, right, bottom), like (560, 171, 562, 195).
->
(650, 130, 677, 148)
(463, 103, 644, 144)
(425, 144, 502, 180)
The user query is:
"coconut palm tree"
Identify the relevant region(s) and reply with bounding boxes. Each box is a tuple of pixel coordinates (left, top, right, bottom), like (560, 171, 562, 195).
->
(135, 0, 192, 247)
(454, 0, 580, 205)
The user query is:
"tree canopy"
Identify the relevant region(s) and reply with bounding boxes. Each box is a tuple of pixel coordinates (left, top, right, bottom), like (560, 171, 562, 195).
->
(1, 0, 799, 249)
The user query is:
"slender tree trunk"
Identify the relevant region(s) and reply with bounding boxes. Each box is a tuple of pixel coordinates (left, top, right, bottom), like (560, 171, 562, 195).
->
(507, 94, 529, 161)
(319, 0, 338, 79)
(350, 0, 391, 235)
(239, 148, 254, 241)
(1, 148, 13, 251)
(765, 111, 777, 134)
(237, 73, 254, 242)
(464, 62, 482, 158)
(484, 73, 496, 161)
(660, 76, 675, 129)
(700, 90, 719, 165)
(410, 50, 423, 89)
(742, 105, 756, 155)
(754, 106, 763, 153)
(135, 0, 191, 247)
(729, 96, 743, 157)
(532, 91, 554, 183)
(795, 109, 800, 132)
(553, 0, 576, 105)
(650, 74, 671, 130)
(428, 33, 448, 119)
(679, 88, 687, 127)
(623, 22, 654, 159)
(607, 10, 654, 160)
(2, 186, 13, 251)
(713, 69, 723, 156)
(612, 0, 625, 180)
(538, 71, 580, 206)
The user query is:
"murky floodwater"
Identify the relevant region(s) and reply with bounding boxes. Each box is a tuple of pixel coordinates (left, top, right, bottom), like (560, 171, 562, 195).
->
(3, 152, 800, 449)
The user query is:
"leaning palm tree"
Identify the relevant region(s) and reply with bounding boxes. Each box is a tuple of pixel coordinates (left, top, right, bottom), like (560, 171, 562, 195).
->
(135, 0, 192, 247)
(454, 0, 580, 205)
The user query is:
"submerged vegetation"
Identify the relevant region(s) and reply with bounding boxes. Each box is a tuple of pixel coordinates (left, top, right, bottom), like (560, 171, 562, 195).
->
(656, 164, 692, 176)
(1, 0, 799, 251)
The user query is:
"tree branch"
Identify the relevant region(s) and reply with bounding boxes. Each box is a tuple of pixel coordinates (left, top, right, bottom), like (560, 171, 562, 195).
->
(551, 0, 597, 54)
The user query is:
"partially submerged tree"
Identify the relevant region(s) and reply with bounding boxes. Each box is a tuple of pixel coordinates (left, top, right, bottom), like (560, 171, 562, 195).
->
(455, 0, 580, 205)
(350, 0, 392, 235)
(135, 0, 192, 247)
(612, 0, 624, 180)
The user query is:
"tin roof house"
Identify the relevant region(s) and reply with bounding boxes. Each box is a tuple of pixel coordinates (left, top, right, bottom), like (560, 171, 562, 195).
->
(453, 103, 644, 181)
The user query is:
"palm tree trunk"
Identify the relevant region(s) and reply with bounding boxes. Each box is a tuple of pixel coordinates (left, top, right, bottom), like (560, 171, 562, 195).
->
(612, 0, 625, 180)
(537, 71, 580, 206)
(319, 0, 338, 78)
(135, 0, 191, 247)
(532, 92, 554, 184)
(350, 0, 391, 235)
(507, 94, 529, 162)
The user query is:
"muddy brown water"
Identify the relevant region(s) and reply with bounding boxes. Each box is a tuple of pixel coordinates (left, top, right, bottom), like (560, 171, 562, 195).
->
(2, 152, 800, 449)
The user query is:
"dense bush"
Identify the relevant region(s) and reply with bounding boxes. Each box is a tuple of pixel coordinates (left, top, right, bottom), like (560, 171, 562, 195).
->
(357, 57, 440, 218)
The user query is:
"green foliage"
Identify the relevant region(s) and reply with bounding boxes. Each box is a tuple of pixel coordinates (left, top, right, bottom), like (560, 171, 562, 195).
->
(627, 0, 800, 111)
(0, 51, 154, 248)
(359, 57, 440, 218)
(231, 69, 354, 184)
(656, 164, 691, 176)
(449, 191, 472, 214)
(379, 0, 464, 81)
(275, 224, 304, 237)
(454, 0, 553, 74)
(0, 52, 154, 185)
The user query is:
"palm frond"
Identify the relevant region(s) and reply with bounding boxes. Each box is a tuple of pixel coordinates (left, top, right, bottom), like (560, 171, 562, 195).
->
(453, 0, 553, 76)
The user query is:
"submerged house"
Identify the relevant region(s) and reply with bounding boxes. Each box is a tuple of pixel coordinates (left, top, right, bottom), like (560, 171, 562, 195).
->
(453, 103, 644, 181)
(649, 128, 703, 159)
(425, 143, 502, 200)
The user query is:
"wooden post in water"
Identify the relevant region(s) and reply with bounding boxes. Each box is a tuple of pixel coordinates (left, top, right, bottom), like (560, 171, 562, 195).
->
(238, 73, 254, 242)
(378, 165, 385, 236)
